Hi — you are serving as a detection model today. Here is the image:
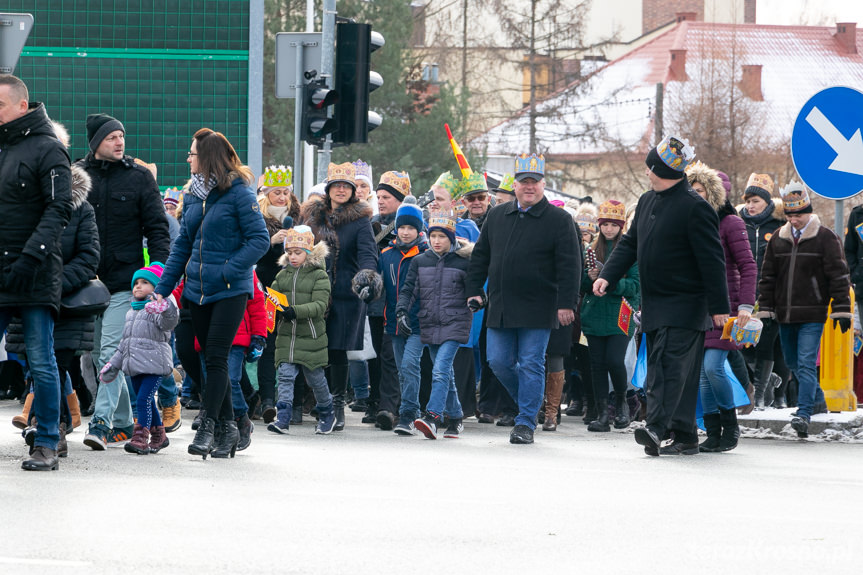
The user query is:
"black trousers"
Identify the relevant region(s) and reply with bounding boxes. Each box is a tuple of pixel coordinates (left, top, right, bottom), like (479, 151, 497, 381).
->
(188, 294, 248, 421)
(367, 316, 383, 405)
(377, 333, 400, 414)
(174, 310, 203, 397)
(586, 333, 630, 403)
(256, 329, 278, 404)
(477, 319, 517, 417)
(644, 327, 704, 442)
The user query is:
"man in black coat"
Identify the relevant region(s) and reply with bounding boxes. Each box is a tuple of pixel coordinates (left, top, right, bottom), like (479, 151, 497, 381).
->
(466, 153, 580, 445)
(0, 75, 73, 470)
(77, 113, 171, 450)
(594, 136, 729, 456)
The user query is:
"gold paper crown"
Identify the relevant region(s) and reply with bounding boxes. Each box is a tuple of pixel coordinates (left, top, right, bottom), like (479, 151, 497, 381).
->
(780, 180, 810, 212)
(284, 225, 315, 252)
(427, 209, 457, 233)
(598, 200, 626, 224)
(378, 171, 412, 197)
(263, 165, 292, 188)
(746, 173, 774, 194)
(326, 162, 356, 186)
(575, 204, 598, 235)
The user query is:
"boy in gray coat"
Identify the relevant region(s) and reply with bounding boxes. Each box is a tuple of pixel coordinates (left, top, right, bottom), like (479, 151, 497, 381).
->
(99, 263, 179, 454)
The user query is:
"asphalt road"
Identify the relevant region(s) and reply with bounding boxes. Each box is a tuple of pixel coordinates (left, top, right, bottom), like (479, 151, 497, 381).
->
(0, 401, 860, 575)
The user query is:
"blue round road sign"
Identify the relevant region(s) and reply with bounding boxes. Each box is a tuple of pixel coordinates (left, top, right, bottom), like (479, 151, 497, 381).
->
(791, 86, 863, 201)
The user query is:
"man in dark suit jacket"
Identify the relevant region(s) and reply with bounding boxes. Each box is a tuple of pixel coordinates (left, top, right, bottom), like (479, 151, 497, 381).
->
(466, 153, 580, 445)
(594, 136, 729, 456)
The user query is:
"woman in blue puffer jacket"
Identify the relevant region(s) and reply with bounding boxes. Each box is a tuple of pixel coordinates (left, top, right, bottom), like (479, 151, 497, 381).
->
(155, 128, 269, 459)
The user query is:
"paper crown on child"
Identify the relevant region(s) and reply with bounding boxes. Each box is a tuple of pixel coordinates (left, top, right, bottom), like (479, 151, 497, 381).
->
(353, 159, 372, 186)
(428, 209, 457, 234)
(598, 200, 626, 227)
(514, 153, 545, 181)
(284, 225, 315, 253)
(459, 172, 487, 197)
(262, 165, 292, 188)
(163, 187, 182, 207)
(132, 262, 164, 290)
(780, 180, 812, 213)
(433, 171, 460, 198)
(326, 162, 356, 189)
(575, 203, 599, 236)
(377, 170, 412, 201)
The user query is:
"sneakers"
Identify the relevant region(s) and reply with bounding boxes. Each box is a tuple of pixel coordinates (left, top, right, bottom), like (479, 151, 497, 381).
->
(414, 413, 441, 439)
(790, 416, 809, 438)
(161, 398, 182, 433)
(393, 418, 415, 436)
(659, 438, 699, 455)
(83, 421, 110, 451)
(316, 403, 337, 435)
(443, 418, 463, 439)
(267, 420, 290, 434)
(509, 424, 534, 444)
(108, 425, 134, 445)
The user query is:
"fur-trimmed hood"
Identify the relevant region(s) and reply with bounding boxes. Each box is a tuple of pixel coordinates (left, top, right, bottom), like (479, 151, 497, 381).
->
(70, 164, 92, 209)
(454, 239, 474, 259)
(278, 240, 329, 269)
(686, 161, 726, 212)
(299, 195, 373, 236)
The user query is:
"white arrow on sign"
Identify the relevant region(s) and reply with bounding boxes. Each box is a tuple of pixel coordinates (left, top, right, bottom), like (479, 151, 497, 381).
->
(805, 107, 863, 176)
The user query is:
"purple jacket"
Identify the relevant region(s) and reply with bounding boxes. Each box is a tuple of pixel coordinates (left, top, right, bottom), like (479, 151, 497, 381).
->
(705, 206, 757, 350)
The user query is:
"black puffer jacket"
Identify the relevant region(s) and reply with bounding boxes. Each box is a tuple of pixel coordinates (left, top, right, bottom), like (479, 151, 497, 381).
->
(0, 102, 73, 311)
(77, 152, 170, 293)
(6, 165, 101, 354)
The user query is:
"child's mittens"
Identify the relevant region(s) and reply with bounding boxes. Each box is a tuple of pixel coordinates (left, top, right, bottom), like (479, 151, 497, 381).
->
(396, 312, 413, 336)
(99, 362, 116, 383)
(245, 335, 267, 363)
(144, 298, 169, 314)
(281, 307, 297, 321)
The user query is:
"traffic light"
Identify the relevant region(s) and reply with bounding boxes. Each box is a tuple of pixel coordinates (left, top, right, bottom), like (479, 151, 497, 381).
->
(333, 22, 385, 145)
(301, 79, 339, 146)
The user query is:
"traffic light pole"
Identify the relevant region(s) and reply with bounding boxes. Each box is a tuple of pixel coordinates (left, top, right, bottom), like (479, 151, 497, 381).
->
(316, 0, 337, 183)
(293, 40, 305, 201)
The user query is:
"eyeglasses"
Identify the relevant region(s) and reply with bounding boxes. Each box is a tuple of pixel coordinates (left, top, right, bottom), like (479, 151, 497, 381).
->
(465, 194, 488, 202)
(187, 152, 197, 157)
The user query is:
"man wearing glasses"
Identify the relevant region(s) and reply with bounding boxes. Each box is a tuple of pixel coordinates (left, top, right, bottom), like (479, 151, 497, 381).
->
(77, 113, 171, 451)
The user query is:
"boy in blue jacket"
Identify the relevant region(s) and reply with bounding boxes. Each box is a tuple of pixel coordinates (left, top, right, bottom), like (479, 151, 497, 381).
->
(396, 210, 473, 439)
(380, 199, 428, 435)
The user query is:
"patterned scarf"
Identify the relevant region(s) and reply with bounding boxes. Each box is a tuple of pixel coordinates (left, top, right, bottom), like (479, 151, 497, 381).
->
(189, 173, 217, 201)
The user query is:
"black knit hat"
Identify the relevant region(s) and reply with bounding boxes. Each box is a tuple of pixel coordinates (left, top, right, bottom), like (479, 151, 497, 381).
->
(645, 147, 683, 180)
(86, 113, 125, 152)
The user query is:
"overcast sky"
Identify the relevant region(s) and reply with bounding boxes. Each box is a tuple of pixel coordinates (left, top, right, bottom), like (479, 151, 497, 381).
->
(757, 0, 863, 26)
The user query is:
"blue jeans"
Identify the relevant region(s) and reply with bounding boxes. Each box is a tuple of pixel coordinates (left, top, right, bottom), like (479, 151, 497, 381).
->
(0, 307, 61, 450)
(199, 346, 249, 417)
(391, 333, 424, 420)
(276, 362, 332, 408)
(349, 359, 370, 400)
(157, 332, 179, 407)
(487, 327, 551, 429)
(91, 291, 134, 430)
(699, 348, 735, 414)
(426, 341, 463, 419)
(779, 322, 825, 420)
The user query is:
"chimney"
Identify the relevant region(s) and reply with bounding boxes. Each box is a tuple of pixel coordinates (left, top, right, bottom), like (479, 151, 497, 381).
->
(835, 22, 858, 54)
(669, 49, 687, 81)
(740, 65, 763, 101)
(676, 12, 698, 23)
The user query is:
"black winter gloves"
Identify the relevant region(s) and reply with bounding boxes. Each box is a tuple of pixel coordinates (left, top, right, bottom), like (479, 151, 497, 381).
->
(396, 312, 412, 336)
(282, 307, 297, 321)
(833, 317, 852, 333)
(6, 254, 41, 294)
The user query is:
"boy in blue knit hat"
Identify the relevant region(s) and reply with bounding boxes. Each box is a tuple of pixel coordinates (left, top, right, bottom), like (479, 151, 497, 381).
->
(379, 198, 428, 435)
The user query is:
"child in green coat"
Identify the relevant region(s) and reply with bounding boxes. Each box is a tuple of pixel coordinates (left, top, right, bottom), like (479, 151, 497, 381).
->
(269, 225, 334, 435)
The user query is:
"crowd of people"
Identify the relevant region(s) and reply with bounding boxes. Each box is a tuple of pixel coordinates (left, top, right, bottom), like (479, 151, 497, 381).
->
(0, 72, 857, 472)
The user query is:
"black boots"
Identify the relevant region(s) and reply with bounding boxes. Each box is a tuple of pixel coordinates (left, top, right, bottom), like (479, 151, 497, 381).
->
(718, 408, 740, 451)
(587, 398, 610, 432)
(188, 417, 217, 459)
(329, 362, 349, 432)
(212, 419, 239, 458)
(699, 413, 722, 452)
(22, 445, 59, 471)
(236, 413, 253, 451)
(612, 396, 630, 429)
(752, 360, 774, 410)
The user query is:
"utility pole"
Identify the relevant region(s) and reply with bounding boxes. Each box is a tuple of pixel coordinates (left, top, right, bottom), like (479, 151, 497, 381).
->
(316, 0, 337, 183)
(528, 0, 537, 152)
(304, 0, 316, 192)
(654, 82, 664, 143)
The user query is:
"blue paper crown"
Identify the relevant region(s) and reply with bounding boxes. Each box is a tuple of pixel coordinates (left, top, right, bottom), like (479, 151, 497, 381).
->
(656, 135, 695, 172)
(514, 153, 545, 177)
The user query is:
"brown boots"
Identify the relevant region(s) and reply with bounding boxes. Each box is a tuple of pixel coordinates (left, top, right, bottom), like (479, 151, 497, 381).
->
(124, 424, 151, 455)
(67, 391, 82, 429)
(149, 425, 169, 453)
(12, 392, 33, 429)
(542, 371, 566, 431)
